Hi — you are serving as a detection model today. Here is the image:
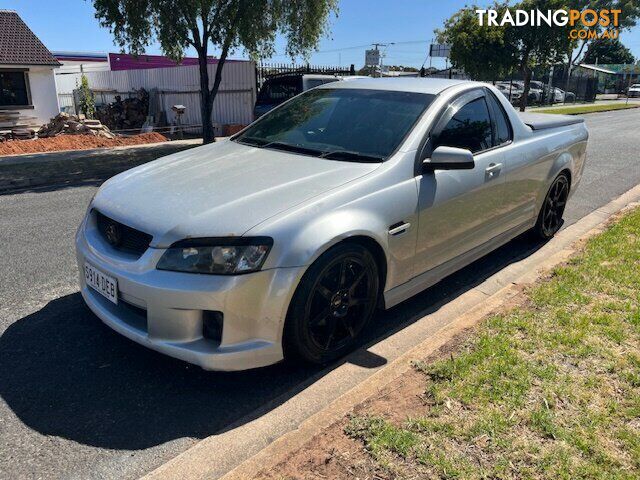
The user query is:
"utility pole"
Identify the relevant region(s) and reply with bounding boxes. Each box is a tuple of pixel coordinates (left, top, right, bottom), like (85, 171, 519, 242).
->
(371, 42, 394, 77)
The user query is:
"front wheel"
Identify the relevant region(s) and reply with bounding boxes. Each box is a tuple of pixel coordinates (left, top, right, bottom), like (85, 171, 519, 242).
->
(284, 243, 380, 364)
(533, 173, 570, 240)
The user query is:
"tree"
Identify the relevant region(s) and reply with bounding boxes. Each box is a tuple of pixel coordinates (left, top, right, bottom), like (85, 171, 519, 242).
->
(92, 0, 338, 143)
(436, 2, 516, 82)
(562, 0, 640, 87)
(438, 0, 573, 111)
(78, 74, 96, 118)
(583, 38, 635, 64)
(506, 0, 574, 111)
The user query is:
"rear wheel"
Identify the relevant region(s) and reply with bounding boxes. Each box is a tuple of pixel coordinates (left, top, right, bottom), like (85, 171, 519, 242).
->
(533, 173, 569, 240)
(285, 243, 380, 364)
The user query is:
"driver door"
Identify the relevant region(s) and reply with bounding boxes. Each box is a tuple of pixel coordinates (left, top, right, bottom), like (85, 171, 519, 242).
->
(414, 89, 508, 275)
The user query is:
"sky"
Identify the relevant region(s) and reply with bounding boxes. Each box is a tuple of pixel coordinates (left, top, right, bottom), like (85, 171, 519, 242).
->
(3, 0, 640, 70)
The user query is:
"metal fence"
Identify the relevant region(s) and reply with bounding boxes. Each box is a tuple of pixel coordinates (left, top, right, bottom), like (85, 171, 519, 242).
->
(420, 66, 469, 80)
(256, 62, 356, 88)
(55, 61, 256, 134)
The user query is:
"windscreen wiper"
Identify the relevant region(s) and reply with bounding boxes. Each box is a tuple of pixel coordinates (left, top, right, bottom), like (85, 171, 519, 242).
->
(319, 149, 384, 163)
(235, 136, 269, 147)
(262, 141, 324, 156)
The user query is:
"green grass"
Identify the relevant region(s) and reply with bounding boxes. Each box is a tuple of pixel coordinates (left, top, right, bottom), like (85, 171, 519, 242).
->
(346, 207, 640, 479)
(534, 103, 640, 115)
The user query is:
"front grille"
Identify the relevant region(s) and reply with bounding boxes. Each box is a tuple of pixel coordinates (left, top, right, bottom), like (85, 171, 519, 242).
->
(95, 210, 152, 257)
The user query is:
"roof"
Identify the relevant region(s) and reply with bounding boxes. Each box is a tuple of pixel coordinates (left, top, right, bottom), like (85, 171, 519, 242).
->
(53, 51, 109, 63)
(0, 10, 60, 66)
(578, 64, 617, 75)
(319, 77, 468, 95)
(108, 53, 247, 71)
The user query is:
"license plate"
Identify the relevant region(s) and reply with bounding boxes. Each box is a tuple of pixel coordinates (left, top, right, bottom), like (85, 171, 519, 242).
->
(84, 262, 118, 304)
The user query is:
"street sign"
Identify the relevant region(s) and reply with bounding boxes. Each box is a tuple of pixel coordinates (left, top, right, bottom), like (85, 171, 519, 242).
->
(365, 49, 380, 66)
(429, 43, 451, 58)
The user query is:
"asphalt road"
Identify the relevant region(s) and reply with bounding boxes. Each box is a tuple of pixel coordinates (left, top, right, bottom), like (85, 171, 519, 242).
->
(1, 108, 639, 480)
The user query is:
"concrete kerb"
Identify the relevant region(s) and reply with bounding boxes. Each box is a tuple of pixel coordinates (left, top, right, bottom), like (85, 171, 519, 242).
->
(143, 183, 640, 480)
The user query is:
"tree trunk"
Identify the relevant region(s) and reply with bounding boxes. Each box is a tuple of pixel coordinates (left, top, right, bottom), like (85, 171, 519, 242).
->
(207, 43, 230, 138)
(197, 52, 215, 144)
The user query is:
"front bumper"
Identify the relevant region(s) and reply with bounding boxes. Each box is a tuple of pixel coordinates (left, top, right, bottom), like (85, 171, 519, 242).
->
(75, 214, 305, 371)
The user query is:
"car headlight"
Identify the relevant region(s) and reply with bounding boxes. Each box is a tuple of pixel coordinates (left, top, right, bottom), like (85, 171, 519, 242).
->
(156, 237, 273, 275)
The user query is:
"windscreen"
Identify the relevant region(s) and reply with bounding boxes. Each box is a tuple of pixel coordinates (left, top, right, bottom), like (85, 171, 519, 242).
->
(237, 88, 435, 161)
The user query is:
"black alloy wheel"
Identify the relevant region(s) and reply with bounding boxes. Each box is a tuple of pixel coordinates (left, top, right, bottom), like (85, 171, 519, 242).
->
(534, 173, 569, 239)
(285, 243, 380, 364)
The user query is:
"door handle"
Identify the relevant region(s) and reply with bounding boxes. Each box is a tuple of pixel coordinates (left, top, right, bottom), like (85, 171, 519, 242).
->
(485, 162, 503, 179)
(388, 222, 411, 236)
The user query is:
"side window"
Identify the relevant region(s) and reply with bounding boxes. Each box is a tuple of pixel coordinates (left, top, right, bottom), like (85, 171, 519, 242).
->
(257, 77, 301, 104)
(486, 91, 513, 145)
(432, 97, 492, 153)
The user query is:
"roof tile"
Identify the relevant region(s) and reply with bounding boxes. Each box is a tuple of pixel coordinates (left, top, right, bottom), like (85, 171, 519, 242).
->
(0, 10, 60, 66)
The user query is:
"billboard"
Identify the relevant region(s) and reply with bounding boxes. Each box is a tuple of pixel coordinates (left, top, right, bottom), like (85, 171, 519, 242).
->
(429, 44, 451, 58)
(365, 49, 380, 67)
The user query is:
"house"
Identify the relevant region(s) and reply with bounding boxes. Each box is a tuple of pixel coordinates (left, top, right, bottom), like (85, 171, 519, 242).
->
(0, 10, 60, 132)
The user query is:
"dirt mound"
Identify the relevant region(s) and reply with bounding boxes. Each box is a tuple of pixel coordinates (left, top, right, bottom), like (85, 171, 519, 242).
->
(0, 133, 168, 156)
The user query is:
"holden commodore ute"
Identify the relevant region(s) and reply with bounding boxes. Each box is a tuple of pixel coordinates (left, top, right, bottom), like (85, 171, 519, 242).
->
(76, 78, 588, 370)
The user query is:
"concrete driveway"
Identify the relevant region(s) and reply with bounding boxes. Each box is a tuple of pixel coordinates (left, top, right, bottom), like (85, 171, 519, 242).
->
(0, 108, 639, 479)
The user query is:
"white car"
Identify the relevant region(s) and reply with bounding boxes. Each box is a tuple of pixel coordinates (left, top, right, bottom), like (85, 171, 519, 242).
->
(76, 78, 588, 371)
(628, 84, 640, 98)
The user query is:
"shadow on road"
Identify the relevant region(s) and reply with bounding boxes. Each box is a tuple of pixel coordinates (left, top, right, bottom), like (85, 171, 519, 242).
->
(0, 232, 546, 451)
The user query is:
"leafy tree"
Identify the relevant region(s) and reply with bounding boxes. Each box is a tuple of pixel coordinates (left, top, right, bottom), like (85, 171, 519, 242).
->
(438, 0, 574, 111)
(561, 0, 640, 87)
(436, 2, 516, 82)
(583, 38, 635, 64)
(507, 0, 574, 110)
(92, 0, 338, 143)
(78, 74, 96, 118)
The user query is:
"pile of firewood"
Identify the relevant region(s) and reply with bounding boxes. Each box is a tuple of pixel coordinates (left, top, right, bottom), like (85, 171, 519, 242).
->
(37, 113, 117, 139)
(96, 88, 149, 132)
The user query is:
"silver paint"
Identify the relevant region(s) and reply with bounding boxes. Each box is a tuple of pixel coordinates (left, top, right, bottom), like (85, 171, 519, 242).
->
(76, 78, 588, 370)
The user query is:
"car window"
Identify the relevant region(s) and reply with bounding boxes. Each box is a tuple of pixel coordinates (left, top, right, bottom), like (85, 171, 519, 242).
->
(236, 88, 435, 160)
(486, 91, 513, 146)
(256, 77, 301, 105)
(305, 78, 339, 89)
(432, 97, 493, 153)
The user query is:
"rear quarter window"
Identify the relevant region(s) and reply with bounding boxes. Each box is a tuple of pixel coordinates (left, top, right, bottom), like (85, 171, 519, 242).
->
(257, 77, 302, 105)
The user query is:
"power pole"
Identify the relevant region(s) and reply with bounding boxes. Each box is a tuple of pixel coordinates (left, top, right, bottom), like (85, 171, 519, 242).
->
(371, 42, 394, 77)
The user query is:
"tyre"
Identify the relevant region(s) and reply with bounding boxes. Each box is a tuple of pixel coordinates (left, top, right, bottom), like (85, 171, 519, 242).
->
(284, 243, 380, 364)
(532, 173, 570, 240)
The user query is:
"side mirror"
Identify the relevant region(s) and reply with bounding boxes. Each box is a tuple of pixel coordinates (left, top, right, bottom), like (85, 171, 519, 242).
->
(423, 146, 475, 172)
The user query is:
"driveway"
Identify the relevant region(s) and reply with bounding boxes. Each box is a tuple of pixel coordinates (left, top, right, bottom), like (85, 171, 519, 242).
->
(0, 108, 639, 479)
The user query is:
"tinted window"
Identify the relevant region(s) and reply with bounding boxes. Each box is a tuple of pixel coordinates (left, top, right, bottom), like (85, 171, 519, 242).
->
(305, 78, 338, 89)
(256, 77, 301, 105)
(0, 71, 29, 106)
(486, 91, 513, 145)
(433, 97, 492, 153)
(237, 88, 435, 160)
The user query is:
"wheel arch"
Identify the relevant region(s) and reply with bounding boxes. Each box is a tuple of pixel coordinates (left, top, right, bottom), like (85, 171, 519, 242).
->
(335, 235, 388, 307)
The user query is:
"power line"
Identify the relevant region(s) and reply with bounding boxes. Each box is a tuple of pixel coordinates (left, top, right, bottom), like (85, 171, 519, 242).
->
(267, 39, 430, 58)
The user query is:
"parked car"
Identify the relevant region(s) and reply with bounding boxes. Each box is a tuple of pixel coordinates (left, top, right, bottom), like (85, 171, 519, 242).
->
(76, 78, 588, 371)
(495, 82, 524, 105)
(254, 73, 352, 118)
(496, 81, 537, 106)
(516, 80, 543, 103)
(561, 88, 576, 103)
(627, 84, 640, 98)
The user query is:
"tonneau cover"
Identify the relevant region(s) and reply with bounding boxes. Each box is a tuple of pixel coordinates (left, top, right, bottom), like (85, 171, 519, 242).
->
(518, 112, 584, 131)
